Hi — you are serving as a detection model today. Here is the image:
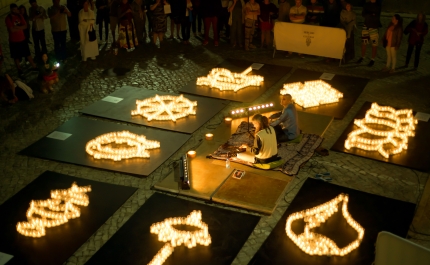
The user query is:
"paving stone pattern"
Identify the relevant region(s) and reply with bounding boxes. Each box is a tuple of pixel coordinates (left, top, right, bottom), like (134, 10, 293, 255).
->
(1, 2, 430, 264)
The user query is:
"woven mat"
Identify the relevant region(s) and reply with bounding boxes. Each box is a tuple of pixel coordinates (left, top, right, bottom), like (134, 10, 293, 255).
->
(209, 122, 324, 175)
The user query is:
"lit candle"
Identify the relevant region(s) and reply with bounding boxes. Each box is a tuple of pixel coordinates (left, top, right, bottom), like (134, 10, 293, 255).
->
(224, 117, 232, 125)
(205, 133, 213, 140)
(187, 151, 196, 158)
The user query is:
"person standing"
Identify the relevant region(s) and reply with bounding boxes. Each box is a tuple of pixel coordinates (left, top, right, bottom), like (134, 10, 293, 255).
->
(67, 0, 80, 41)
(109, 0, 120, 53)
(181, 0, 193, 44)
(228, 0, 245, 48)
(321, 0, 340, 27)
(218, 0, 230, 39)
(79, 0, 99, 61)
(149, 0, 167, 47)
(96, 0, 110, 44)
(382, 14, 403, 73)
(19, 5, 32, 44)
(191, 0, 202, 36)
(29, 0, 48, 60)
(270, 94, 300, 143)
(5, 3, 38, 75)
(131, 0, 147, 42)
(259, 0, 277, 48)
(244, 0, 259, 51)
(277, 0, 290, 22)
(404, 12, 428, 70)
(356, 0, 381, 67)
(118, 0, 138, 51)
(48, 0, 71, 62)
(288, 0, 306, 58)
(305, 0, 323, 25)
(201, 0, 222, 46)
(340, 2, 356, 63)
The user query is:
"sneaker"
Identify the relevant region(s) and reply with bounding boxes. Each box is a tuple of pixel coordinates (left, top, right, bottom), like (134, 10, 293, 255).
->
(356, 57, 364, 64)
(368, 60, 375, 67)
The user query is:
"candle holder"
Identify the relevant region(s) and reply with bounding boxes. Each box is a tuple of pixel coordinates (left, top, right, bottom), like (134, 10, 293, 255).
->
(205, 133, 214, 140)
(187, 150, 196, 158)
(224, 117, 232, 125)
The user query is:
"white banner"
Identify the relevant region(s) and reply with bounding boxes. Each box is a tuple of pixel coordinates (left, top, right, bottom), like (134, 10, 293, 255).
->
(274, 22, 346, 59)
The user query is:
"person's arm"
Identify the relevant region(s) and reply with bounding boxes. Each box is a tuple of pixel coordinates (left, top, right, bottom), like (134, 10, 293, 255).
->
(396, 27, 403, 50)
(42, 7, 48, 19)
(150, 0, 160, 11)
(270, 109, 288, 127)
(48, 7, 60, 18)
(63, 6, 72, 17)
(6, 74, 17, 103)
(251, 135, 262, 155)
(5, 16, 27, 32)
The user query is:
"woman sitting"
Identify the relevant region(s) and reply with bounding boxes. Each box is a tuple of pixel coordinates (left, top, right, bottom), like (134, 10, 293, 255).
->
(249, 114, 280, 164)
(39, 53, 59, 93)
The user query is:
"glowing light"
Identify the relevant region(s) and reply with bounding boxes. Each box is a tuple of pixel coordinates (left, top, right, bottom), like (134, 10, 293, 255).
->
(148, 210, 211, 265)
(286, 193, 364, 256)
(345, 103, 417, 158)
(231, 102, 274, 115)
(16, 183, 91, 238)
(196, 67, 263, 92)
(131, 94, 197, 122)
(205, 133, 214, 140)
(224, 117, 232, 125)
(86, 131, 160, 161)
(187, 150, 196, 158)
(280, 80, 343, 108)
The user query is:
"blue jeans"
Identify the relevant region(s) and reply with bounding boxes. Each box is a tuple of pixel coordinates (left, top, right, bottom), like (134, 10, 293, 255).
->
(52, 30, 67, 61)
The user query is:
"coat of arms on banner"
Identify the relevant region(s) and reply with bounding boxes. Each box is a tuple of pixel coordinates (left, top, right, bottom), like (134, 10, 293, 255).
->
(306, 36, 311, 46)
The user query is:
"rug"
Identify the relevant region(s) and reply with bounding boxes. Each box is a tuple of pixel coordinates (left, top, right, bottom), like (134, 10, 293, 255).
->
(209, 122, 324, 175)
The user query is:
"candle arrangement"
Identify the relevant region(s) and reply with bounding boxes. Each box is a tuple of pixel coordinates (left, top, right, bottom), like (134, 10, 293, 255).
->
(148, 210, 211, 265)
(345, 103, 417, 158)
(280, 80, 343, 108)
(285, 193, 364, 256)
(131, 94, 197, 122)
(196, 67, 263, 92)
(86, 131, 160, 161)
(16, 182, 91, 238)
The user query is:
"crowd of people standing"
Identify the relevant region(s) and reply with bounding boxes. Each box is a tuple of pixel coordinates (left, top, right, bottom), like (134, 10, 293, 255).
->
(1, 0, 428, 104)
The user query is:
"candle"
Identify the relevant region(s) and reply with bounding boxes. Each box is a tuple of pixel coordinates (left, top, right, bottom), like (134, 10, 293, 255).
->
(205, 133, 213, 140)
(187, 151, 196, 158)
(224, 117, 232, 125)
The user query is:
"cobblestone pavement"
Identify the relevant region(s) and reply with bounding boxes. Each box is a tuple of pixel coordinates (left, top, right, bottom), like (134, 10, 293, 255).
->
(1, 2, 430, 264)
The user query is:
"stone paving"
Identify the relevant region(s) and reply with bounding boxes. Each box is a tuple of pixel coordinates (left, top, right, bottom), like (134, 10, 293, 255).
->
(1, 2, 430, 264)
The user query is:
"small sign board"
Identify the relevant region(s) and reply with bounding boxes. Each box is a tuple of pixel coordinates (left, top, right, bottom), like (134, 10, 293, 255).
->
(415, 112, 430, 122)
(46, 131, 72, 140)
(251, 63, 264, 70)
(102, 96, 123, 103)
(0, 252, 13, 265)
(320, 73, 335, 80)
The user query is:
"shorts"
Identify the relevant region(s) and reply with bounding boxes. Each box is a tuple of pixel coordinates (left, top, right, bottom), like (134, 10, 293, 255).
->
(9, 41, 31, 60)
(110, 16, 118, 31)
(362, 26, 379, 46)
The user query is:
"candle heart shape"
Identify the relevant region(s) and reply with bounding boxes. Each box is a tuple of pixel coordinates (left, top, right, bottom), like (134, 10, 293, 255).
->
(197, 67, 263, 92)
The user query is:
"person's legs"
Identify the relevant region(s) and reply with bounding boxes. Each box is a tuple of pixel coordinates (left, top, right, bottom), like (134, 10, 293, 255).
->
(261, 29, 265, 47)
(203, 17, 210, 43)
(405, 44, 413, 66)
(212, 16, 219, 43)
(99, 21, 104, 41)
(414, 44, 422, 68)
(39, 30, 47, 55)
(52, 31, 61, 60)
(110, 16, 118, 46)
(244, 18, 252, 50)
(385, 46, 392, 69)
(104, 17, 109, 41)
(176, 23, 181, 38)
(59, 30, 67, 60)
(391, 47, 397, 71)
(32, 29, 41, 59)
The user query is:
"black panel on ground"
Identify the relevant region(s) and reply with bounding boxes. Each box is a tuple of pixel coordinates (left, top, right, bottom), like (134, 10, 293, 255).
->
(80, 87, 228, 134)
(179, 59, 292, 103)
(0, 171, 137, 265)
(19, 117, 190, 177)
(331, 101, 430, 172)
(86, 192, 260, 265)
(249, 178, 415, 265)
(267, 69, 369, 119)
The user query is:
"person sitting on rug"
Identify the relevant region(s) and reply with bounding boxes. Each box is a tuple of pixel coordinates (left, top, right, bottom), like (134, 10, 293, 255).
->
(39, 53, 59, 93)
(0, 73, 34, 103)
(270, 94, 300, 143)
(242, 114, 280, 164)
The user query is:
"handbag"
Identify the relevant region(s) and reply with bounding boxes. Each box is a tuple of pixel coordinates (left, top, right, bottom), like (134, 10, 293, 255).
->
(88, 24, 96, 42)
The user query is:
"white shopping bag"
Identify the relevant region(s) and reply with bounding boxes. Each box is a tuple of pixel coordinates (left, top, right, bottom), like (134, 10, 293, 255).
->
(164, 4, 171, 14)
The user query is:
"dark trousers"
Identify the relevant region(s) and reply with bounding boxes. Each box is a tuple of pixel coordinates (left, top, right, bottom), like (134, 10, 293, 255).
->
(406, 44, 423, 68)
(181, 18, 191, 41)
(32, 29, 47, 58)
(68, 15, 80, 40)
(191, 7, 203, 33)
(52, 30, 67, 61)
(217, 7, 230, 37)
(99, 16, 110, 41)
(204, 16, 218, 42)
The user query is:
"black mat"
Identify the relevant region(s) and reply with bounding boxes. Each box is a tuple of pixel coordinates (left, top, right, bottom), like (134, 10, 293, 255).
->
(80, 87, 228, 134)
(331, 101, 430, 172)
(268, 69, 369, 119)
(86, 192, 260, 265)
(179, 59, 292, 103)
(19, 117, 190, 177)
(249, 178, 416, 265)
(0, 171, 137, 265)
